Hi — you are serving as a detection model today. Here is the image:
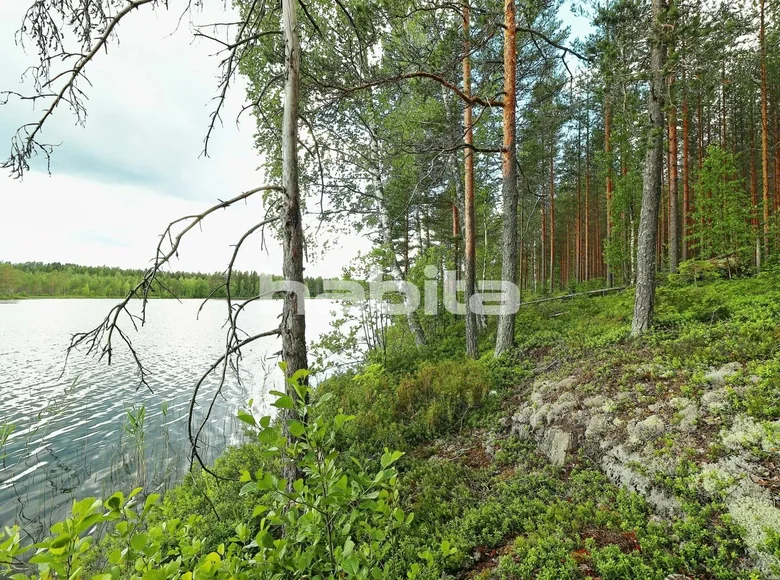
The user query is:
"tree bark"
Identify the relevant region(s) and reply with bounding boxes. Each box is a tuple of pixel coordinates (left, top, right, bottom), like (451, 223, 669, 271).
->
(668, 72, 679, 273)
(682, 87, 691, 261)
(549, 146, 556, 293)
(463, 0, 479, 358)
(495, 0, 518, 357)
(759, 0, 771, 258)
(605, 96, 614, 286)
(585, 106, 591, 281)
(280, 0, 308, 484)
(632, 0, 668, 337)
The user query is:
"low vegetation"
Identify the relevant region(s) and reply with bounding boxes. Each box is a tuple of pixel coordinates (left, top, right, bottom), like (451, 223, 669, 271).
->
(2, 265, 780, 578)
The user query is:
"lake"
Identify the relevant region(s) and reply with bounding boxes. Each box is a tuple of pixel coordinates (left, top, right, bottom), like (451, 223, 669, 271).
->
(0, 298, 341, 535)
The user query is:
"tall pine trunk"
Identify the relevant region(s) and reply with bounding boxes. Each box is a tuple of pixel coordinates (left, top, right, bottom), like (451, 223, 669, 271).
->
(759, 0, 771, 258)
(668, 72, 679, 273)
(682, 87, 691, 261)
(495, 0, 518, 357)
(632, 0, 668, 337)
(549, 146, 556, 293)
(605, 96, 614, 286)
(463, 0, 479, 358)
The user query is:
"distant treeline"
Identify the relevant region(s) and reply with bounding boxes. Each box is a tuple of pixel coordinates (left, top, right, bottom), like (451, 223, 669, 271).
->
(0, 262, 330, 299)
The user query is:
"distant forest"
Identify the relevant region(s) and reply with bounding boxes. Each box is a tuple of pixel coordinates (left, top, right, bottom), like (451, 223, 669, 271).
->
(0, 262, 329, 299)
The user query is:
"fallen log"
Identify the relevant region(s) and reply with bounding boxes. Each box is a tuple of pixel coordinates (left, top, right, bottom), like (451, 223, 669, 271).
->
(520, 286, 628, 307)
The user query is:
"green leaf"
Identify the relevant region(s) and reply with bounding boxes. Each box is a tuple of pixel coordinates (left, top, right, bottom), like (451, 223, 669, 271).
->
(50, 534, 71, 549)
(272, 395, 295, 410)
(237, 410, 256, 427)
(288, 420, 305, 437)
(106, 492, 124, 511)
(130, 533, 147, 552)
(143, 493, 160, 514)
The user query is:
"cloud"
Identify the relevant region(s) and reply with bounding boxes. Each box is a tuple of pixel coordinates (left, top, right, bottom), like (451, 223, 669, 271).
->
(0, 2, 369, 276)
(0, 1, 260, 200)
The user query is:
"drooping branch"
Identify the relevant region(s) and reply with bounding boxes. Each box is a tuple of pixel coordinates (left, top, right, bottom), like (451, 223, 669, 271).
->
(3, 0, 158, 177)
(66, 185, 283, 389)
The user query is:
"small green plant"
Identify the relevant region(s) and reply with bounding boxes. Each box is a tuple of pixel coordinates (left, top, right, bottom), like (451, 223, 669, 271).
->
(0, 423, 14, 466)
(236, 365, 424, 577)
(124, 404, 147, 487)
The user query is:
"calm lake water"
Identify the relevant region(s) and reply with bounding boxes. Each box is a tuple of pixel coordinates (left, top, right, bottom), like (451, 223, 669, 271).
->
(0, 298, 340, 535)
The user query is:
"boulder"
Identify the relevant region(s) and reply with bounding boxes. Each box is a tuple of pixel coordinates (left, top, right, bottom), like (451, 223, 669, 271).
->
(541, 428, 571, 466)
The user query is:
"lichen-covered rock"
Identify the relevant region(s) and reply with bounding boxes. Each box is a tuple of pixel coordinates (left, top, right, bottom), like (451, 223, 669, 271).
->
(529, 403, 550, 430)
(547, 399, 578, 424)
(585, 413, 610, 440)
(511, 423, 531, 441)
(541, 428, 571, 466)
(512, 406, 533, 426)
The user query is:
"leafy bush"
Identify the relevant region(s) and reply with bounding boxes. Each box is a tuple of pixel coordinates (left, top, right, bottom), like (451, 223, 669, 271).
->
(669, 259, 724, 286)
(396, 359, 488, 442)
(0, 367, 452, 580)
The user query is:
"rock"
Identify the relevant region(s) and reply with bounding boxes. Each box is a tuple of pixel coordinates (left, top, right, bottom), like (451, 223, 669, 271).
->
(530, 403, 550, 430)
(541, 428, 571, 466)
(512, 406, 533, 426)
(585, 414, 610, 439)
(704, 362, 743, 385)
(511, 423, 531, 441)
(547, 399, 578, 424)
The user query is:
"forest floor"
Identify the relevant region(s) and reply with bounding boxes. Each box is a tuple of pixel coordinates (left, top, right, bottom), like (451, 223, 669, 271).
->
(140, 265, 780, 580)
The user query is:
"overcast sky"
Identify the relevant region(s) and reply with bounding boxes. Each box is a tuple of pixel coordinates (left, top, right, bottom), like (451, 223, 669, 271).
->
(0, 1, 590, 277)
(0, 1, 370, 277)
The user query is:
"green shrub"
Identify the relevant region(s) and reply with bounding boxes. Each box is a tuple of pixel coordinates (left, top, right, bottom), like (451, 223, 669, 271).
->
(396, 359, 488, 441)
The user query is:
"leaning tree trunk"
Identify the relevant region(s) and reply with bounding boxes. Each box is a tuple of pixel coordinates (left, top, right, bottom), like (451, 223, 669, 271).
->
(631, 0, 668, 337)
(462, 0, 479, 358)
(280, 0, 308, 483)
(494, 0, 518, 357)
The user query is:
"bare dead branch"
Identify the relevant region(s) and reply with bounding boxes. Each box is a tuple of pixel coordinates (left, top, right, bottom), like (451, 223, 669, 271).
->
(3, 0, 157, 178)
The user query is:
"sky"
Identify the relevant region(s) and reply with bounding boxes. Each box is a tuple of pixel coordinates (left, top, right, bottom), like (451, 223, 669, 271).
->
(0, 1, 591, 278)
(0, 1, 368, 277)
